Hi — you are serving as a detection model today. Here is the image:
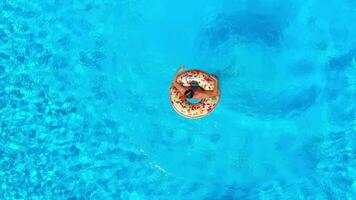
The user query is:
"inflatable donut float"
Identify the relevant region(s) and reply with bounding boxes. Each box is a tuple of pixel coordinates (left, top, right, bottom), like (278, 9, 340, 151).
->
(169, 70, 220, 119)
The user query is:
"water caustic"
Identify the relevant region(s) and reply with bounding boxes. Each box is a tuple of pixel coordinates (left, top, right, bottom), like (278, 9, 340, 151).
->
(0, 0, 355, 199)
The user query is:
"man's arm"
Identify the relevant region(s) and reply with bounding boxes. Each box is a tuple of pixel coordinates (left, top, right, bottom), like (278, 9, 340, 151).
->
(171, 66, 187, 95)
(172, 79, 187, 95)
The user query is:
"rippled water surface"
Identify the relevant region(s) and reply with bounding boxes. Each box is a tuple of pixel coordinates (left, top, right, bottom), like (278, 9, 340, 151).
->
(0, 0, 355, 199)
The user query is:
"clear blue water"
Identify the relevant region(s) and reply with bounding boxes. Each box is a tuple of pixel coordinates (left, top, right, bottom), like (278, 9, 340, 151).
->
(0, 0, 355, 199)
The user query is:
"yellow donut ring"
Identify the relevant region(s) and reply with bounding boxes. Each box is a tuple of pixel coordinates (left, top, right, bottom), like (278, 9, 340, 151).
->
(169, 70, 220, 119)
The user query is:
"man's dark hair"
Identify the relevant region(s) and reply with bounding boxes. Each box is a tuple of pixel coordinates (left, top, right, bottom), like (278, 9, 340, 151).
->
(184, 89, 194, 99)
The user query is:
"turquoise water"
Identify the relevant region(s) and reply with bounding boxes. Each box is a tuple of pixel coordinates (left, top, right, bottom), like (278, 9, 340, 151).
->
(0, 0, 355, 199)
